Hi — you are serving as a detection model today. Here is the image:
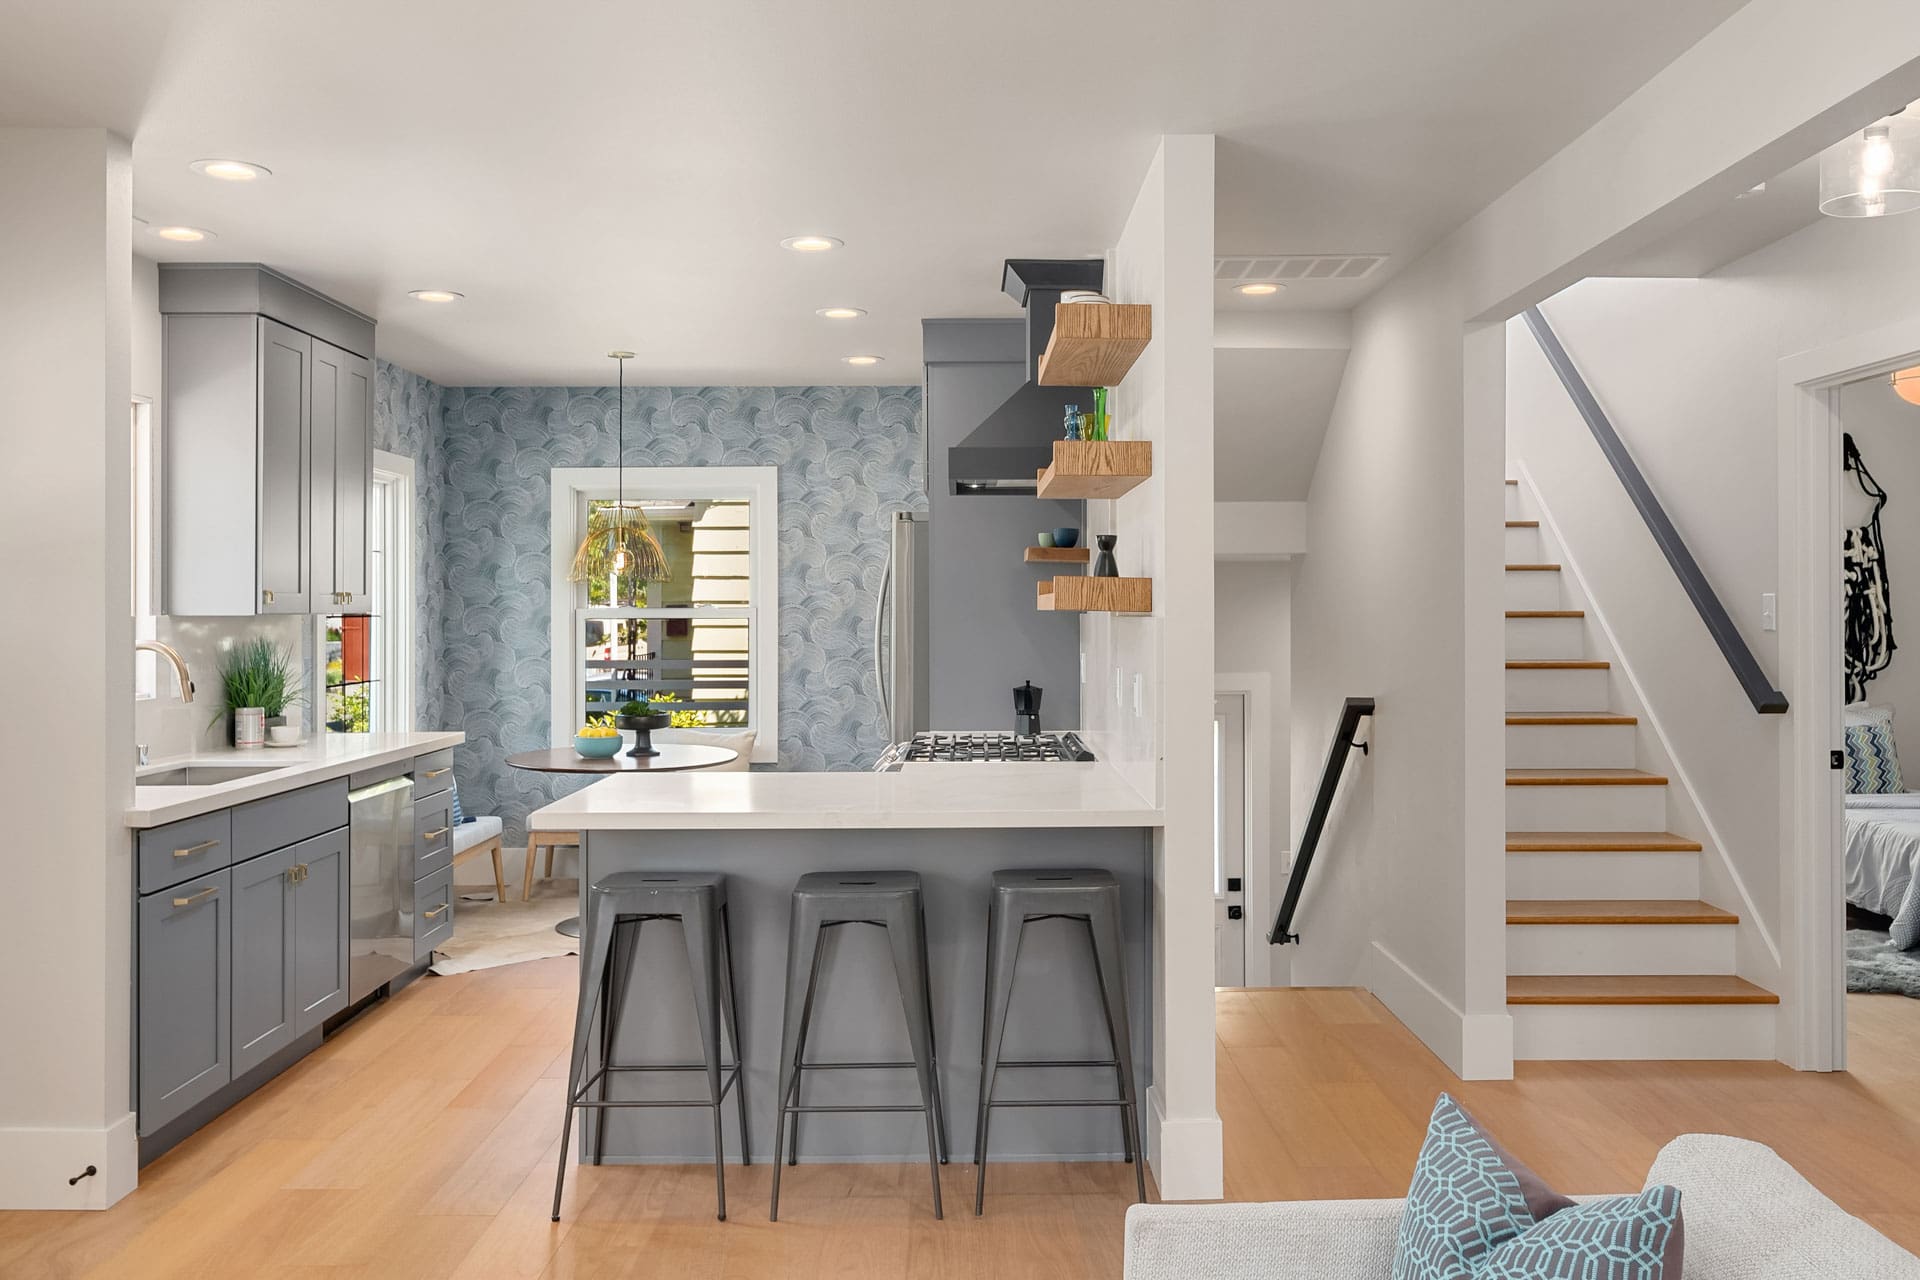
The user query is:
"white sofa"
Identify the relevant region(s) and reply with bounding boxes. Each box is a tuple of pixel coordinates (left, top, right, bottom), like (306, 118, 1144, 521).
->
(1123, 1135, 1920, 1279)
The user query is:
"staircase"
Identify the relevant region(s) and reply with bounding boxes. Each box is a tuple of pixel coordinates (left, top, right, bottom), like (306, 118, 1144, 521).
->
(1502, 479, 1778, 1059)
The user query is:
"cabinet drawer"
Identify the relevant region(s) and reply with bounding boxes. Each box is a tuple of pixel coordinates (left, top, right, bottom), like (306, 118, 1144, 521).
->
(137, 810, 233, 895)
(414, 864, 454, 961)
(232, 778, 348, 863)
(412, 749, 456, 800)
(414, 797, 453, 879)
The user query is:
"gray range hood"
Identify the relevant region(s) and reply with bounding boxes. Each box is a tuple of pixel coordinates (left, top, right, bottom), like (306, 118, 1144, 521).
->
(946, 258, 1104, 494)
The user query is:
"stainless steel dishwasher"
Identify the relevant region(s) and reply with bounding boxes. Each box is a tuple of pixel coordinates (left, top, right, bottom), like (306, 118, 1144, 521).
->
(348, 764, 415, 1002)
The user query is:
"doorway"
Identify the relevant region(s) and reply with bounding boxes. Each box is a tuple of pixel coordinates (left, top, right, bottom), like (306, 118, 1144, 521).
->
(1214, 692, 1247, 986)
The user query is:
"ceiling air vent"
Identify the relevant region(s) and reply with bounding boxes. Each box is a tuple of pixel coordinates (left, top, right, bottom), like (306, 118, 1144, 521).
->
(1215, 253, 1388, 284)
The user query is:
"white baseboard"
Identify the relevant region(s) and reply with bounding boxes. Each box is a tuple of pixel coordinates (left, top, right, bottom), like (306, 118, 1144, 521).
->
(1365, 942, 1513, 1081)
(1145, 1084, 1224, 1201)
(0, 1112, 138, 1209)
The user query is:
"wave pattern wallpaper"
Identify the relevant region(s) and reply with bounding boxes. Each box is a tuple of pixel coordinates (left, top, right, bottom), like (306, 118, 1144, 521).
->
(373, 365, 926, 841)
(372, 363, 448, 733)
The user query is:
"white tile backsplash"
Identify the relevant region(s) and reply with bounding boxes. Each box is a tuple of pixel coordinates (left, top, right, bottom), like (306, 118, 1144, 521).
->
(135, 614, 312, 759)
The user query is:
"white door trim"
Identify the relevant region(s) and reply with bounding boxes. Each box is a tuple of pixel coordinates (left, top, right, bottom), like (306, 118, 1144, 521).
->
(1778, 313, 1920, 1071)
(1215, 671, 1273, 987)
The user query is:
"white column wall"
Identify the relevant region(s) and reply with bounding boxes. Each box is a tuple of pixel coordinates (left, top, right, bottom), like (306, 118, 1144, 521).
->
(0, 128, 137, 1206)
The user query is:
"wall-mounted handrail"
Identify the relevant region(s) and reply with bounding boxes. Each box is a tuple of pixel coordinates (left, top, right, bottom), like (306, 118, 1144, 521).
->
(1521, 306, 1788, 715)
(1270, 697, 1374, 946)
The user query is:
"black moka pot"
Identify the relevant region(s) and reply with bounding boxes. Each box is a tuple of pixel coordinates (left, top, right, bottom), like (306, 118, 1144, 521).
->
(1014, 681, 1043, 735)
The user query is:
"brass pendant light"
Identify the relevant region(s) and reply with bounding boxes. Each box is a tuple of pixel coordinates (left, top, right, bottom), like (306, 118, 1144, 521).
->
(568, 351, 669, 592)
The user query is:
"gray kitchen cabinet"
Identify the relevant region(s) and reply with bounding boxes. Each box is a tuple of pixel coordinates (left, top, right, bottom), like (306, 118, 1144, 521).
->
(231, 844, 299, 1076)
(311, 337, 372, 613)
(159, 264, 375, 617)
(230, 827, 351, 1077)
(137, 868, 232, 1136)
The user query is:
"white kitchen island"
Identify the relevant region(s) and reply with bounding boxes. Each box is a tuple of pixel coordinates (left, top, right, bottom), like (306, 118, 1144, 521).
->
(529, 763, 1163, 1168)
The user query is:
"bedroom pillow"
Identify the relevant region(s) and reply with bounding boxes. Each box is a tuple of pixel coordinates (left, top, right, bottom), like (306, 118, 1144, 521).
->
(1478, 1186, 1684, 1280)
(1845, 720, 1905, 794)
(1392, 1093, 1575, 1280)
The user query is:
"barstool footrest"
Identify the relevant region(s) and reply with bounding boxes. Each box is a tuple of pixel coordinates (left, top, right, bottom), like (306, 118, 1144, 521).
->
(992, 1058, 1122, 1069)
(786, 1103, 935, 1114)
(569, 1063, 744, 1106)
(983, 1097, 1134, 1109)
(795, 1059, 925, 1071)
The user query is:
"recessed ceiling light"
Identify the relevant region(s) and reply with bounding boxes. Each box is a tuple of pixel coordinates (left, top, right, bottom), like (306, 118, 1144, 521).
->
(842, 355, 883, 366)
(816, 307, 866, 320)
(190, 158, 271, 182)
(781, 235, 843, 253)
(152, 225, 214, 242)
(408, 289, 464, 303)
(1235, 282, 1284, 296)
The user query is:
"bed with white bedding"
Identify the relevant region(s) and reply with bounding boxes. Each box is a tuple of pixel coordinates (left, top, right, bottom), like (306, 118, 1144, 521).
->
(1846, 792, 1920, 948)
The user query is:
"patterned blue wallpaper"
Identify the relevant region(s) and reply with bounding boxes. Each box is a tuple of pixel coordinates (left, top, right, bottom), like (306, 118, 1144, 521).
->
(372, 374, 925, 842)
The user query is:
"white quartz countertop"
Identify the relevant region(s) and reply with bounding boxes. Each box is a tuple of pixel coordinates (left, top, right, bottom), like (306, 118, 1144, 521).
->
(527, 761, 1163, 831)
(126, 732, 465, 828)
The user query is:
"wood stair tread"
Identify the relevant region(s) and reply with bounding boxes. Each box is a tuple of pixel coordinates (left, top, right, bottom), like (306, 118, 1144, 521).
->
(1505, 478, 1519, 485)
(1505, 768, 1667, 786)
(1507, 899, 1738, 925)
(1506, 609, 1584, 618)
(1505, 519, 1539, 528)
(1506, 563, 1561, 572)
(1507, 975, 1778, 1005)
(1506, 659, 1608, 670)
(1506, 713, 1638, 726)
(1507, 831, 1703, 852)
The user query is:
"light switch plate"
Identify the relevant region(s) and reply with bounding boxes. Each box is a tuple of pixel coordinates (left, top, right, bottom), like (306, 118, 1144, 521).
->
(1761, 592, 1777, 632)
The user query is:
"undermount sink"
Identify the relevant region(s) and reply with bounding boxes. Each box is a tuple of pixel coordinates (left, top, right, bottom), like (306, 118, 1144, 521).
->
(137, 764, 284, 787)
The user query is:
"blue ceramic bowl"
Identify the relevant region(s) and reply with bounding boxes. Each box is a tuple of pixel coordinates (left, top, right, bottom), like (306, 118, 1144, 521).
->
(573, 733, 622, 759)
(1051, 527, 1081, 549)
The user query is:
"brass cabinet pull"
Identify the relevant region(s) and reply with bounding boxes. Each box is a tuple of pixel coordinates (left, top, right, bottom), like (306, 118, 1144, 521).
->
(262, 589, 275, 606)
(172, 886, 218, 909)
(286, 863, 309, 884)
(423, 768, 451, 779)
(173, 839, 220, 859)
(422, 903, 448, 920)
(423, 827, 449, 840)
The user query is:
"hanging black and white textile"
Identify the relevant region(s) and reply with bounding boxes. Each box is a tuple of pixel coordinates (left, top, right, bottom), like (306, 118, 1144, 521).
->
(1843, 432, 1895, 703)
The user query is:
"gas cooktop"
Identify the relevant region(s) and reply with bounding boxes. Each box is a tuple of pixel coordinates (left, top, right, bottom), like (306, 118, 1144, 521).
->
(875, 731, 1096, 768)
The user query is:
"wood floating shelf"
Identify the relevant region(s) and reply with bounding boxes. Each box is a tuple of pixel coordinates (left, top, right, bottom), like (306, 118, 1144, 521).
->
(1036, 302, 1153, 387)
(1035, 440, 1153, 500)
(1024, 546, 1091, 564)
(1037, 576, 1152, 614)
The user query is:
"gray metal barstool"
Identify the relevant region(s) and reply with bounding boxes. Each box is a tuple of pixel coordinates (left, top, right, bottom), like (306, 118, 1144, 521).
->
(770, 870, 948, 1220)
(551, 870, 748, 1222)
(974, 868, 1145, 1214)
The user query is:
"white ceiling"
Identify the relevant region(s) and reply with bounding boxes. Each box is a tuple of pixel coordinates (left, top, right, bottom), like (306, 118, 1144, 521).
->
(1215, 347, 1348, 501)
(0, 0, 1748, 386)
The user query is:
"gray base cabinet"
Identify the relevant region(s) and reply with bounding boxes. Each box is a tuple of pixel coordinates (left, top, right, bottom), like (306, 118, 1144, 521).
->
(137, 870, 232, 1135)
(232, 829, 350, 1077)
(291, 829, 350, 1028)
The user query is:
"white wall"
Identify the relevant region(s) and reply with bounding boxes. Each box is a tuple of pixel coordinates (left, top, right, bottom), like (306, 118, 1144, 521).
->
(1081, 134, 1220, 1199)
(0, 128, 137, 1207)
(1507, 209, 1920, 963)
(1216, 560, 1292, 945)
(1287, 0, 1920, 1079)
(1838, 374, 1920, 727)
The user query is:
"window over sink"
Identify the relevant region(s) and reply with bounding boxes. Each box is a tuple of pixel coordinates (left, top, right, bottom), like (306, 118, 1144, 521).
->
(548, 467, 777, 762)
(319, 450, 415, 733)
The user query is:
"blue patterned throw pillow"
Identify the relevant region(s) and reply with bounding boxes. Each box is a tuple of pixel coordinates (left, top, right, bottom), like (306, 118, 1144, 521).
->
(1479, 1185, 1684, 1279)
(1845, 721, 1904, 793)
(1394, 1094, 1575, 1280)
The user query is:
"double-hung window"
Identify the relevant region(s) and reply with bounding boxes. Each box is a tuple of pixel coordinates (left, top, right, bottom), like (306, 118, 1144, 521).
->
(548, 467, 777, 762)
(320, 451, 415, 732)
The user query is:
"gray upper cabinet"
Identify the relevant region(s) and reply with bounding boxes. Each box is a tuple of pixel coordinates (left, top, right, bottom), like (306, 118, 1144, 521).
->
(312, 338, 372, 614)
(159, 264, 375, 617)
(137, 869, 232, 1136)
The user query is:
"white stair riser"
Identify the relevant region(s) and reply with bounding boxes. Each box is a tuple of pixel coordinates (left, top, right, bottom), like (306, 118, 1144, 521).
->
(1505, 667, 1610, 713)
(1506, 781, 1666, 830)
(1503, 570, 1563, 611)
(1506, 722, 1636, 768)
(1504, 526, 1545, 561)
(1506, 850, 1700, 900)
(1506, 485, 1524, 520)
(1511, 1004, 1777, 1060)
(1507, 922, 1734, 975)
(1503, 616, 1586, 660)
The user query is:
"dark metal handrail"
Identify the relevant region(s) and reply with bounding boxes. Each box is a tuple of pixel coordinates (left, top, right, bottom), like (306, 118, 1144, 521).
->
(1270, 697, 1374, 946)
(1521, 307, 1787, 715)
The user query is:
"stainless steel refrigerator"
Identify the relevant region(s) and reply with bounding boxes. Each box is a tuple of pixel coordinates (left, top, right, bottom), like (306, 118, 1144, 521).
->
(875, 511, 929, 742)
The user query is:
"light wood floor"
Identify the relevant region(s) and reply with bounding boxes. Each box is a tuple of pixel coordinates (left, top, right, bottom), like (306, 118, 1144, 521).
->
(2, 962, 1917, 1278)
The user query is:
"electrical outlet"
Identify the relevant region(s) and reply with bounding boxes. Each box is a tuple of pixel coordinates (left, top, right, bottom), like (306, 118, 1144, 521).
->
(1761, 592, 1777, 632)
(1132, 673, 1144, 717)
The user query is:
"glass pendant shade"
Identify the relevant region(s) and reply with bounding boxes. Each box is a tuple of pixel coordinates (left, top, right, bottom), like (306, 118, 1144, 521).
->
(1894, 367, 1920, 407)
(1820, 115, 1920, 218)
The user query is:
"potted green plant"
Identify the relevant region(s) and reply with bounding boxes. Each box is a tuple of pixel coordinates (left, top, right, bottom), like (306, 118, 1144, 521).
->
(614, 696, 671, 757)
(212, 637, 305, 746)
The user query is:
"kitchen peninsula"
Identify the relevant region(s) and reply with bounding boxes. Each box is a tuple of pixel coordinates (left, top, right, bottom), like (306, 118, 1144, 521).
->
(528, 762, 1162, 1166)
